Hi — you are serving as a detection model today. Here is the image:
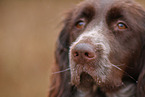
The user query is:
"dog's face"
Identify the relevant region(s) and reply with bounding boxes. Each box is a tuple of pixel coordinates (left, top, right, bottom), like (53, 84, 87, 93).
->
(68, 0, 145, 91)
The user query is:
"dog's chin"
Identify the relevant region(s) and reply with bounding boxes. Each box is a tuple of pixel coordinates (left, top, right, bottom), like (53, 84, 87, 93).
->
(71, 72, 123, 92)
(76, 72, 95, 91)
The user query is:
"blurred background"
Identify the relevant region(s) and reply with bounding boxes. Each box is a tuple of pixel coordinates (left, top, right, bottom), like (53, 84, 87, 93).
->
(0, 0, 144, 97)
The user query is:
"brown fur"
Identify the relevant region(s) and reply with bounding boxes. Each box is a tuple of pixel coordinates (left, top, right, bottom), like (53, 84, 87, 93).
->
(49, 0, 145, 97)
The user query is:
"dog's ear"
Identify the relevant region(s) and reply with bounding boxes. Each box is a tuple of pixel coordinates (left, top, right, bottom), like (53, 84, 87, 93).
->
(137, 46, 145, 97)
(137, 68, 145, 97)
(48, 11, 76, 97)
(136, 5, 145, 97)
(137, 22, 145, 96)
(126, 2, 145, 96)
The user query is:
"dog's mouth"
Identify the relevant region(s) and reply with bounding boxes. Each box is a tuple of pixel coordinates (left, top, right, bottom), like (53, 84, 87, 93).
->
(71, 66, 124, 92)
(73, 72, 96, 90)
(80, 72, 94, 86)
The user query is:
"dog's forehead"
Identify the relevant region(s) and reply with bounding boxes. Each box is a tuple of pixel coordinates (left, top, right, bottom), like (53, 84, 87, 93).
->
(83, 0, 132, 12)
(78, 0, 133, 24)
(78, 0, 124, 19)
(87, 0, 131, 5)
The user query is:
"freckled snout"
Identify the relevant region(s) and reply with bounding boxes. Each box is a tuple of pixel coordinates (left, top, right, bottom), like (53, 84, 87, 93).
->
(71, 43, 96, 64)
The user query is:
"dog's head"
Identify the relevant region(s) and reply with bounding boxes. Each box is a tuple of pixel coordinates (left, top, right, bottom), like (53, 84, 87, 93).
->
(65, 0, 145, 92)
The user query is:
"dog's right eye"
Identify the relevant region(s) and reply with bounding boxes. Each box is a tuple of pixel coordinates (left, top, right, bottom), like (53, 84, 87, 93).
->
(75, 21, 86, 29)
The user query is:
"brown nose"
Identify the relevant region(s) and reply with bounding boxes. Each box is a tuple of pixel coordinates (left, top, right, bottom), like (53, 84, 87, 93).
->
(72, 43, 96, 64)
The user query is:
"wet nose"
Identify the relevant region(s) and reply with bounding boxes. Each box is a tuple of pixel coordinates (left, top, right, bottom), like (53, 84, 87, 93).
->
(72, 43, 96, 64)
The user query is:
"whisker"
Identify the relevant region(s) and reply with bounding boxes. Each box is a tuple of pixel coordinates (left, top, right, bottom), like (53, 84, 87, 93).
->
(111, 64, 137, 83)
(52, 68, 70, 74)
(116, 64, 125, 66)
(118, 64, 134, 69)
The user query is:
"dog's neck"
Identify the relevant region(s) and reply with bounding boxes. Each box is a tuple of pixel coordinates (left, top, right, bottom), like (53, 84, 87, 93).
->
(74, 82, 136, 97)
(74, 90, 93, 97)
(106, 82, 136, 97)
(74, 85, 98, 97)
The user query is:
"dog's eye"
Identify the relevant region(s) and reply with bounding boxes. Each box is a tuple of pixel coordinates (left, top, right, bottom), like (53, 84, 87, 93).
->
(75, 21, 86, 29)
(117, 23, 127, 29)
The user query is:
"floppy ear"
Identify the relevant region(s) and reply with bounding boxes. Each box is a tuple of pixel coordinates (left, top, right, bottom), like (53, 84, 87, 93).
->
(125, 2, 145, 96)
(137, 69, 145, 97)
(136, 6, 145, 97)
(137, 46, 145, 97)
(48, 13, 76, 97)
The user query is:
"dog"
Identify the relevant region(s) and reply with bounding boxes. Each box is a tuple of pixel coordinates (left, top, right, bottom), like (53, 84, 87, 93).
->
(49, 0, 145, 97)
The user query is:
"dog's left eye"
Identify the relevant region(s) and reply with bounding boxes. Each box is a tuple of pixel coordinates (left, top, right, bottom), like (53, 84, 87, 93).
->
(75, 21, 86, 29)
(117, 23, 128, 29)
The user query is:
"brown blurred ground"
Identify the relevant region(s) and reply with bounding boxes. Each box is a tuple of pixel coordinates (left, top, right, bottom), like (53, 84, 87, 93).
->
(0, 0, 144, 97)
(0, 0, 81, 97)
